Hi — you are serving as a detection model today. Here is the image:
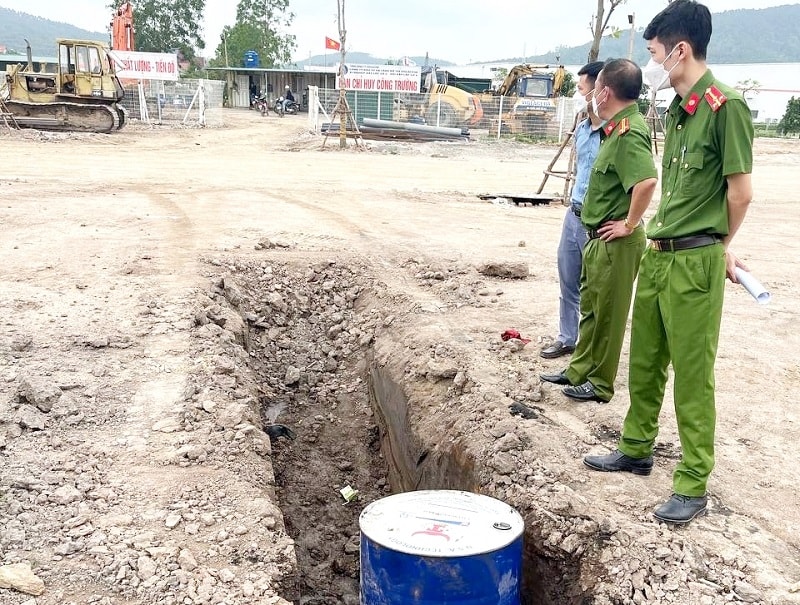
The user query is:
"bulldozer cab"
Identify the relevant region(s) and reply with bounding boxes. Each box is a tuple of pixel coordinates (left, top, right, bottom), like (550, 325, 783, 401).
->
(494, 64, 566, 98)
(514, 75, 555, 99)
(56, 39, 123, 101)
(420, 67, 447, 93)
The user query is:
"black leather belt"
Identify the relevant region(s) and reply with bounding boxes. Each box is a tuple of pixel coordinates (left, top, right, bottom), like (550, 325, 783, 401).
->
(650, 234, 721, 252)
(587, 229, 600, 239)
(570, 204, 582, 218)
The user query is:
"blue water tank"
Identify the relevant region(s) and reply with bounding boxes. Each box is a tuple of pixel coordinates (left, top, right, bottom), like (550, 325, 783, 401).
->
(360, 490, 524, 605)
(243, 50, 260, 68)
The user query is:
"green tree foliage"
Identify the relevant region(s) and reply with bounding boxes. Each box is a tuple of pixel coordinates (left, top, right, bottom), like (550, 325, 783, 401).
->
(777, 97, 800, 136)
(209, 0, 295, 68)
(558, 70, 576, 97)
(118, 0, 206, 60)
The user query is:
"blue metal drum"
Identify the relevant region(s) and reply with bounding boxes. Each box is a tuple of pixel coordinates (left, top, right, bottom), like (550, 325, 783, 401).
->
(359, 490, 524, 605)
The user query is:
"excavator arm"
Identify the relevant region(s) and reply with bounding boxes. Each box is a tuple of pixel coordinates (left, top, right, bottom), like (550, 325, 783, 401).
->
(552, 66, 566, 96)
(111, 2, 135, 51)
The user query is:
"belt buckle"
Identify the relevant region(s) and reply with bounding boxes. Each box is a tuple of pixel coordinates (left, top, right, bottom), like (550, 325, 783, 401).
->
(652, 239, 668, 252)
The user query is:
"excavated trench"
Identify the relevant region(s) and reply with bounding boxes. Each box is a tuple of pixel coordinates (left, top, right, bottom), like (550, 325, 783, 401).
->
(227, 255, 592, 605)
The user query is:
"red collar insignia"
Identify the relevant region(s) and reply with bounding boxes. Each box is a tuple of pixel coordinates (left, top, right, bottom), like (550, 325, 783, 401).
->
(685, 92, 701, 115)
(603, 120, 617, 136)
(704, 85, 727, 112)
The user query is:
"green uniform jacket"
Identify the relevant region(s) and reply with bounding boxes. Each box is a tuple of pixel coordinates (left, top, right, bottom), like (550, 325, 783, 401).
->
(621, 71, 755, 497)
(581, 104, 658, 230)
(564, 103, 655, 402)
(649, 70, 754, 239)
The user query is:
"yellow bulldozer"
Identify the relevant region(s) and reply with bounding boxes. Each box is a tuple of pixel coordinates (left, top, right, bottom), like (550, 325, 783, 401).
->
(2, 39, 127, 132)
(478, 64, 566, 135)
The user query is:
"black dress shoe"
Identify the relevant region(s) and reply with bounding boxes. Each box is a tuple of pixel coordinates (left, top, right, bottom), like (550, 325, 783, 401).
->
(653, 494, 708, 524)
(562, 381, 608, 403)
(540, 340, 575, 359)
(583, 449, 653, 475)
(539, 370, 572, 385)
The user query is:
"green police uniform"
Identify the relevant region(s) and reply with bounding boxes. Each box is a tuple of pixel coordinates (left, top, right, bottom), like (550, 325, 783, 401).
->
(619, 70, 754, 497)
(564, 104, 656, 401)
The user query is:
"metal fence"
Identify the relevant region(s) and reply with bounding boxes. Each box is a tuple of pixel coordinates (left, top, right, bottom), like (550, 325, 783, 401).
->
(306, 88, 800, 142)
(307, 86, 580, 141)
(120, 78, 226, 127)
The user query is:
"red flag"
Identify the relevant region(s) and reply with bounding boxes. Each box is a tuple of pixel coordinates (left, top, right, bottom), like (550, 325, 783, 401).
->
(325, 36, 341, 51)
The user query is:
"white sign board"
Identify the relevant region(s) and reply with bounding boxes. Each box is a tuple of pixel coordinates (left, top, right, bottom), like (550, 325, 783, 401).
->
(336, 64, 421, 92)
(110, 51, 180, 81)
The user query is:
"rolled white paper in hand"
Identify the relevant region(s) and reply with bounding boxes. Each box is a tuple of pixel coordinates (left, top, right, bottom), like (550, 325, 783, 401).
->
(735, 267, 771, 305)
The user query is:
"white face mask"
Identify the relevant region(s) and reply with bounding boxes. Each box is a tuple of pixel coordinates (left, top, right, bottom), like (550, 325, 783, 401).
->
(573, 90, 588, 115)
(591, 87, 606, 116)
(643, 45, 681, 92)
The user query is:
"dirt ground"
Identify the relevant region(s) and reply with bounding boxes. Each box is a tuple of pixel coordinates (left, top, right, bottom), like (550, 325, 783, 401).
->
(1, 110, 799, 605)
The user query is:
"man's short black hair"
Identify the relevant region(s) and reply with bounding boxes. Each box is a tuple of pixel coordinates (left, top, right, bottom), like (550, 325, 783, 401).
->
(577, 61, 605, 87)
(643, 0, 712, 60)
(598, 59, 642, 102)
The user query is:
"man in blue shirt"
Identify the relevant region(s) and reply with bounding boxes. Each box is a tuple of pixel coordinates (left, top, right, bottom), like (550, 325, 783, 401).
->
(541, 61, 605, 359)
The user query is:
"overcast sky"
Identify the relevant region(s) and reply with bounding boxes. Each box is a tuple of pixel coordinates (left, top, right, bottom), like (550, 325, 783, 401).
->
(0, 0, 788, 63)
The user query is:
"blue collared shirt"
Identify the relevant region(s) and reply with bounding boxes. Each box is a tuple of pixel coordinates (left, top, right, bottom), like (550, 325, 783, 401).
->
(570, 118, 602, 208)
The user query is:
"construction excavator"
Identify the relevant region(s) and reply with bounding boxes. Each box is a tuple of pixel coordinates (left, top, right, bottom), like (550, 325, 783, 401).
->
(478, 63, 566, 135)
(2, 39, 127, 132)
(1, 2, 133, 132)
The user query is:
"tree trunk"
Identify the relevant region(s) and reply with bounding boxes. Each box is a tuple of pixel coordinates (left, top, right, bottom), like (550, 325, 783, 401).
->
(587, 0, 625, 63)
(588, 0, 605, 62)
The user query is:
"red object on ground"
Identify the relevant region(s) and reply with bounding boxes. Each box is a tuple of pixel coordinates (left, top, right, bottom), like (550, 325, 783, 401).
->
(500, 329, 530, 344)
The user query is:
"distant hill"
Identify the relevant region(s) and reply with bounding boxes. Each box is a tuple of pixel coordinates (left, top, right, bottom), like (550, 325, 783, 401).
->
(487, 4, 800, 65)
(0, 7, 108, 56)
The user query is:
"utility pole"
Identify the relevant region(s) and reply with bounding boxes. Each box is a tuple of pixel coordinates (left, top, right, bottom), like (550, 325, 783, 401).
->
(627, 13, 635, 60)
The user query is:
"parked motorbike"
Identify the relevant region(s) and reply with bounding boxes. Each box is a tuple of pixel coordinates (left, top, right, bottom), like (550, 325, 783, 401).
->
(253, 93, 269, 115)
(274, 96, 285, 117)
(284, 99, 300, 115)
(273, 96, 299, 117)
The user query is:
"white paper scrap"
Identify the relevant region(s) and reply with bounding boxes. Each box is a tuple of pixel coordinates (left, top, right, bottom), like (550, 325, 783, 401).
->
(735, 267, 771, 305)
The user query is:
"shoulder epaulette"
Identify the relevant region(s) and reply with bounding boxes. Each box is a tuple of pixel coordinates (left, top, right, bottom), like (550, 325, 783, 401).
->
(618, 117, 630, 135)
(704, 85, 727, 112)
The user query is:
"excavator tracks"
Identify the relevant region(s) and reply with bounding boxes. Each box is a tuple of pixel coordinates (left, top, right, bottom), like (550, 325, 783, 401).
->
(4, 101, 124, 133)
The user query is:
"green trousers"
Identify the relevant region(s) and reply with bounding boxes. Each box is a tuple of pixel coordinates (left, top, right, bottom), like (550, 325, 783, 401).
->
(619, 243, 726, 497)
(565, 227, 645, 401)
